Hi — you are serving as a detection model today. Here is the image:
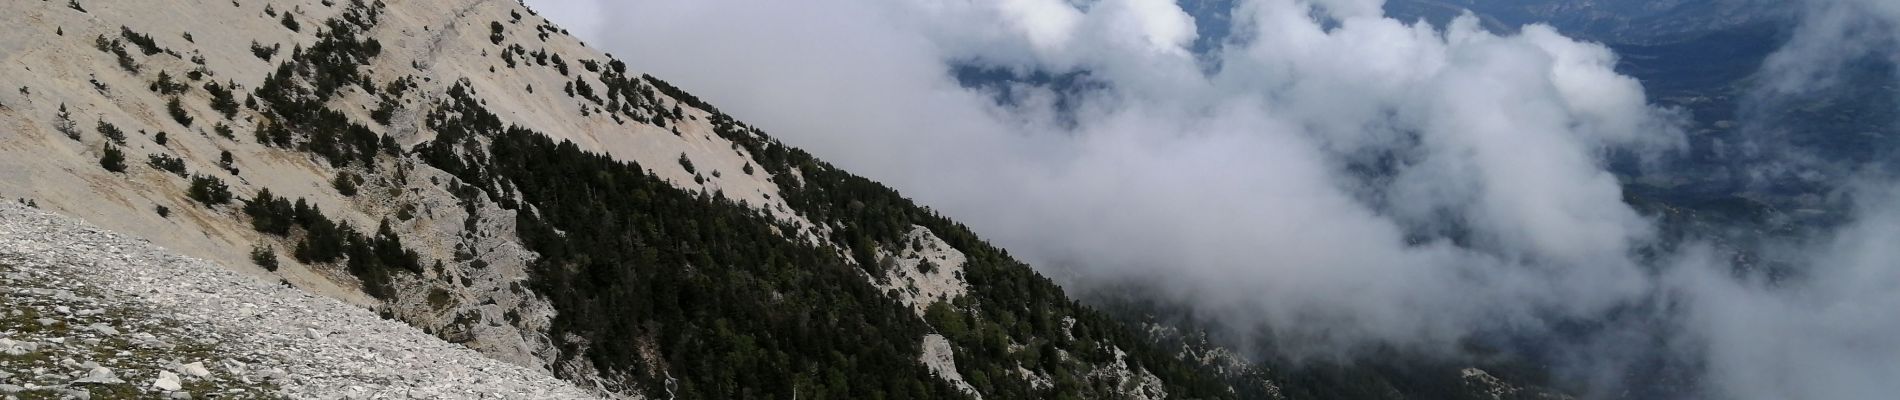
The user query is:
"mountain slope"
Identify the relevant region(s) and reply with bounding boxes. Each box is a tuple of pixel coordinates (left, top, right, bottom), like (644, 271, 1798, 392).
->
(0, 0, 1250, 398)
(0, 0, 1582, 398)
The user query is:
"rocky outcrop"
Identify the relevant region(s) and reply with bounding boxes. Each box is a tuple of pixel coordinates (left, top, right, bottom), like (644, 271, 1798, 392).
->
(918, 334, 980, 399)
(877, 225, 972, 316)
(1462, 368, 1573, 400)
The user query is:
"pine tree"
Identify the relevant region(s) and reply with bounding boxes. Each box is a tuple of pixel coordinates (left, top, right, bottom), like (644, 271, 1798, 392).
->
(205, 80, 239, 117)
(96, 119, 125, 144)
(678, 153, 696, 174)
(167, 97, 193, 127)
(251, 244, 280, 272)
(54, 103, 78, 140)
(99, 144, 125, 172)
(146, 153, 187, 177)
(333, 172, 358, 196)
(187, 175, 232, 205)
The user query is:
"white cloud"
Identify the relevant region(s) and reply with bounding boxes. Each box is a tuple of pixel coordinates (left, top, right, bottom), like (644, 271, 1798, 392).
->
(533, 0, 1681, 356)
(1667, 183, 1900, 400)
(527, 0, 1900, 396)
(1668, 1, 1900, 398)
(1760, 0, 1900, 94)
(1098, 0, 1200, 55)
(1000, 0, 1086, 54)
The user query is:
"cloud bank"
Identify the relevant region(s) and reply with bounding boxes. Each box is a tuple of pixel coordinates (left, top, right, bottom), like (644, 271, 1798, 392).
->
(1668, 1, 1900, 398)
(531, 0, 1900, 397)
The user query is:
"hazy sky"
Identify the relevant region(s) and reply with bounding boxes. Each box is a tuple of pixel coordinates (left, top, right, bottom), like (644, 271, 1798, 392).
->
(526, 1, 1900, 398)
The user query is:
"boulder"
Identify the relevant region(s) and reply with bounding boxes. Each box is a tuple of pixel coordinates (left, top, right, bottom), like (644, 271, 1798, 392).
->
(71, 366, 124, 385)
(153, 371, 183, 391)
(180, 361, 212, 378)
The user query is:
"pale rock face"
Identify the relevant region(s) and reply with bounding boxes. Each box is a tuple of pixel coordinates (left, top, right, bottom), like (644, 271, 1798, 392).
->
(1461, 367, 1573, 400)
(372, 165, 561, 369)
(918, 334, 982, 399)
(876, 225, 973, 316)
(1016, 365, 1055, 390)
(1088, 347, 1169, 400)
(1144, 322, 1254, 376)
(1462, 367, 1570, 400)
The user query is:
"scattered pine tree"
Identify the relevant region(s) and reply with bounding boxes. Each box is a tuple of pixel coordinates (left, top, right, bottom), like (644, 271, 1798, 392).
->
(251, 244, 280, 271)
(119, 26, 162, 56)
(54, 104, 78, 140)
(147, 153, 187, 177)
(187, 175, 232, 205)
(205, 80, 239, 117)
(96, 119, 125, 144)
(251, 41, 278, 61)
(167, 97, 193, 127)
(99, 145, 125, 172)
(333, 172, 358, 196)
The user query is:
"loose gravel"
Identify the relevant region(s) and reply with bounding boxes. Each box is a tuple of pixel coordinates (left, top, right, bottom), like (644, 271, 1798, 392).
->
(0, 202, 600, 399)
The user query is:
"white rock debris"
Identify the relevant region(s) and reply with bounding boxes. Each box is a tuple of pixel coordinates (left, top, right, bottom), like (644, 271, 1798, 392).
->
(1015, 365, 1055, 390)
(0, 201, 601, 399)
(1091, 347, 1169, 400)
(876, 225, 973, 316)
(71, 366, 123, 385)
(918, 334, 981, 399)
(178, 362, 210, 378)
(152, 371, 182, 391)
(1460, 367, 1572, 400)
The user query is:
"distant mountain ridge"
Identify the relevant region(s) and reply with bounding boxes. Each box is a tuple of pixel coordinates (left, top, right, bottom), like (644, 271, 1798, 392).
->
(1383, 0, 1793, 45)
